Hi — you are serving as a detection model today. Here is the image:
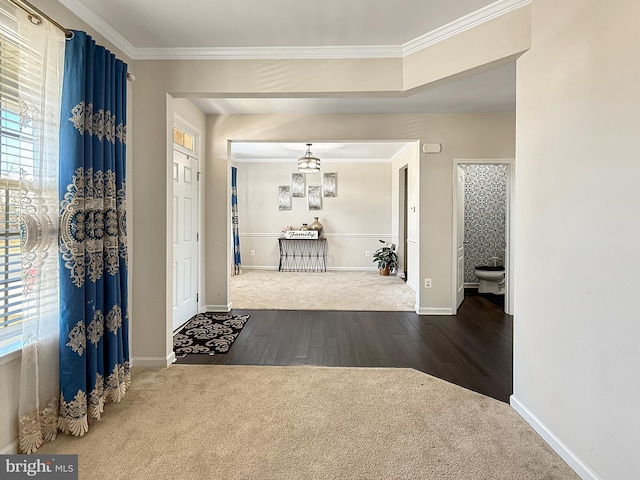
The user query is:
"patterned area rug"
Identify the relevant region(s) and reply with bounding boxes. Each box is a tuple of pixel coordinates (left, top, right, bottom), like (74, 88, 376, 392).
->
(173, 313, 250, 357)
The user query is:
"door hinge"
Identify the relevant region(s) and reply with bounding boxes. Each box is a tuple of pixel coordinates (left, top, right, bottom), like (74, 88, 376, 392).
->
(197, 171, 201, 181)
(197, 232, 199, 241)
(196, 293, 199, 302)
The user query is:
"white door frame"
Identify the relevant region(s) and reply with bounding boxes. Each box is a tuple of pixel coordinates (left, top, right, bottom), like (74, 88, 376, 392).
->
(451, 159, 515, 315)
(172, 116, 202, 328)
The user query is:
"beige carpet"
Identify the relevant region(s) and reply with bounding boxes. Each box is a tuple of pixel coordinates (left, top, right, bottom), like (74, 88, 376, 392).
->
(231, 270, 416, 311)
(39, 365, 578, 480)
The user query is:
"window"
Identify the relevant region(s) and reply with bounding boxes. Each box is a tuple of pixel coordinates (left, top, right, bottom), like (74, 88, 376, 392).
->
(0, 10, 38, 355)
(173, 126, 195, 152)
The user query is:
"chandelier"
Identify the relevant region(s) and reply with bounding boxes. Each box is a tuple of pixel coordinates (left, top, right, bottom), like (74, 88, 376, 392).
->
(297, 143, 321, 173)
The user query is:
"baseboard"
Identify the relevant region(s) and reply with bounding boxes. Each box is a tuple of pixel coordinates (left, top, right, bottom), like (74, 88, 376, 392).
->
(240, 233, 392, 239)
(0, 440, 18, 454)
(406, 280, 417, 292)
(240, 266, 380, 272)
(167, 352, 176, 365)
(132, 353, 175, 367)
(204, 303, 232, 312)
(510, 395, 600, 480)
(417, 307, 454, 315)
(326, 267, 378, 272)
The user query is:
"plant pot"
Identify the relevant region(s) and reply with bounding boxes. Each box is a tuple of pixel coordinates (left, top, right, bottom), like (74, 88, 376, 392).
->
(379, 266, 390, 276)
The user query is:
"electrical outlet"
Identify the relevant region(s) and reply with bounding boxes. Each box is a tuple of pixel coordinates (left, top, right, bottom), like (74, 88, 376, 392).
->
(365, 250, 370, 256)
(250, 250, 255, 256)
(424, 278, 432, 288)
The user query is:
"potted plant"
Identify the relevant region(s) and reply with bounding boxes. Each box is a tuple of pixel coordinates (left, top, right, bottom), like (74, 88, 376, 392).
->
(373, 240, 398, 276)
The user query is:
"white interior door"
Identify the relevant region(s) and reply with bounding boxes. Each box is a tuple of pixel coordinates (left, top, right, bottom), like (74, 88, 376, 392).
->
(455, 166, 466, 311)
(173, 150, 198, 330)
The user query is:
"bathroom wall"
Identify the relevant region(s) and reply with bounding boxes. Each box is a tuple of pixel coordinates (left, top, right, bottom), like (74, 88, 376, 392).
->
(462, 164, 507, 283)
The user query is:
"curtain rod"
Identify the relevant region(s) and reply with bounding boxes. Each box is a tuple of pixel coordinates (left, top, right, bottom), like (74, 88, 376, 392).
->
(9, 0, 72, 38)
(7, 0, 135, 81)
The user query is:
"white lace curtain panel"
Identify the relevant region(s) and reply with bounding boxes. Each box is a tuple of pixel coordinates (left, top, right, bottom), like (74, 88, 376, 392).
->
(0, 1, 67, 454)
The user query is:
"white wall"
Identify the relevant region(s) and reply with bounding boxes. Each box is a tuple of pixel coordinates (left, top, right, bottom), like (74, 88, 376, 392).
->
(237, 161, 394, 270)
(512, 0, 640, 478)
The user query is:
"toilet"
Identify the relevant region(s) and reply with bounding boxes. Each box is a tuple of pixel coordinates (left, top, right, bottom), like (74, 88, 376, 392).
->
(474, 266, 505, 295)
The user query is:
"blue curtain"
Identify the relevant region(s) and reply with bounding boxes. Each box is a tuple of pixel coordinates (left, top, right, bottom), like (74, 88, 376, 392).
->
(58, 31, 129, 436)
(231, 167, 242, 275)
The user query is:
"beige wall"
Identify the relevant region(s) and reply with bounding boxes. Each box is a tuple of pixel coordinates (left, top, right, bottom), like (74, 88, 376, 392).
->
(513, 0, 640, 478)
(207, 113, 515, 314)
(236, 160, 394, 271)
(391, 144, 420, 292)
(403, 5, 531, 90)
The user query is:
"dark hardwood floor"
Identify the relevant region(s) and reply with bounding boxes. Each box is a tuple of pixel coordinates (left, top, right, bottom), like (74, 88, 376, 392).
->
(176, 294, 513, 403)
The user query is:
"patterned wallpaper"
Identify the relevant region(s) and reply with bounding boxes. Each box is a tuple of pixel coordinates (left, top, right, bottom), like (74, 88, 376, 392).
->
(462, 165, 507, 283)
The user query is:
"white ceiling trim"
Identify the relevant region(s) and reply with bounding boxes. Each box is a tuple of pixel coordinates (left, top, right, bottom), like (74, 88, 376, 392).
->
(402, 0, 531, 56)
(134, 45, 402, 61)
(59, 0, 530, 61)
(58, 0, 137, 58)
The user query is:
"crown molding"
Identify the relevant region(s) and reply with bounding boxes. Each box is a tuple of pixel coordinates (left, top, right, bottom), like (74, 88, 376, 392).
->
(402, 0, 532, 56)
(59, 0, 530, 61)
(133, 45, 401, 60)
(58, 0, 137, 59)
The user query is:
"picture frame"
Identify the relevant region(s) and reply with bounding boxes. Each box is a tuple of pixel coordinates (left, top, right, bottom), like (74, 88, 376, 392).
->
(323, 172, 337, 197)
(278, 185, 291, 211)
(307, 185, 322, 210)
(291, 173, 305, 197)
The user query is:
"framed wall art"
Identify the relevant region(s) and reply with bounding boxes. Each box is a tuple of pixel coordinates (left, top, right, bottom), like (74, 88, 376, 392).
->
(323, 172, 337, 197)
(278, 185, 291, 210)
(308, 185, 322, 210)
(291, 173, 305, 197)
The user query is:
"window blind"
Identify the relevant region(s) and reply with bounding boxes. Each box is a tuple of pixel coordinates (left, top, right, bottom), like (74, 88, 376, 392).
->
(0, 4, 38, 353)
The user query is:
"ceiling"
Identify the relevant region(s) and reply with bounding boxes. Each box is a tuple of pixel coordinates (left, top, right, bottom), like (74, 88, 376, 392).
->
(60, 0, 500, 52)
(58, 0, 519, 161)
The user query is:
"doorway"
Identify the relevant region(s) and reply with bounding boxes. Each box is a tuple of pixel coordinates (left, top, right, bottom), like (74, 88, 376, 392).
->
(172, 121, 200, 330)
(399, 165, 409, 281)
(452, 159, 514, 315)
(228, 140, 420, 312)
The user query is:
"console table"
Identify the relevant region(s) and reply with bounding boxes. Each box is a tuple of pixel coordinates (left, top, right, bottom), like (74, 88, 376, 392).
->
(278, 238, 327, 272)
